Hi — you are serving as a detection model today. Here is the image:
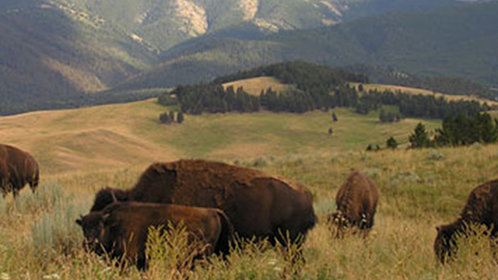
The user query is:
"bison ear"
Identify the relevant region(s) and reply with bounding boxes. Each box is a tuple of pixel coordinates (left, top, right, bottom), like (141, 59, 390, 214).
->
(75, 218, 82, 227)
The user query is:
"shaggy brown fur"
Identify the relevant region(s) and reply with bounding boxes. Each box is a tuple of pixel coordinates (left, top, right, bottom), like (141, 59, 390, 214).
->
(76, 201, 233, 270)
(90, 159, 316, 246)
(434, 178, 498, 264)
(327, 171, 379, 237)
(0, 144, 39, 197)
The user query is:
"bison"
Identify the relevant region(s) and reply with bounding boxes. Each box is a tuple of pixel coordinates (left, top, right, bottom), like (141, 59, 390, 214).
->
(0, 144, 39, 197)
(90, 159, 316, 248)
(76, 201, 233, 269)
(327, 171, 379, 237)
(434, 178, 498, 264)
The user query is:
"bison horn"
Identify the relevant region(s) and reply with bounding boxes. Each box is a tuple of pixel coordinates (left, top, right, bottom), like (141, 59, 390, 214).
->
(102, 213, 110, 223)
(110, 190, 117, 203)
(76, 215, 83, 226)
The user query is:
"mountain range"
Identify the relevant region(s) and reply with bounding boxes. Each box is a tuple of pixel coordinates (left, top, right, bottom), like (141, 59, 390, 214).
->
(0, 0, 497, 114)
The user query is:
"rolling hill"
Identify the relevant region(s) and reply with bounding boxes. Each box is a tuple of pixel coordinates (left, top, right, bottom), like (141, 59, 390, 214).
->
(0, 1, 156, 114)
(0, 98, 441, 174)
(222, 74, 498, 105)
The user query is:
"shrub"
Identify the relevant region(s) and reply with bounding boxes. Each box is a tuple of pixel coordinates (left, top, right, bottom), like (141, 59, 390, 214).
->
(31, 191, 89, 259)
(146, 223, 199, 279)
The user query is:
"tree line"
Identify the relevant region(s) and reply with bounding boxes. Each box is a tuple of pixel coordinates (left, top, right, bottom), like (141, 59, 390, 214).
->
(159, 62, 494, 118)
(408, 112, 498, 148)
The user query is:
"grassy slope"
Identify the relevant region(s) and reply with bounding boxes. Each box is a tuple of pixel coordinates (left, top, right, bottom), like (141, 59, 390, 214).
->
(0, 99, 440, 174)
(0, 99, 497, 278)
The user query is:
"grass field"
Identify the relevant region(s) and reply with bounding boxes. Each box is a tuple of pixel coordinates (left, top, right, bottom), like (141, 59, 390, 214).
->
(0, 99, 440, 174)
(0, 99, 497, 279)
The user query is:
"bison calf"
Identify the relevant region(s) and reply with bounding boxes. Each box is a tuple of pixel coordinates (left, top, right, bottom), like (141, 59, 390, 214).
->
(0, 144, 39, 197)
(76, 202, 233, 269)
(434, 178, 498, 264)
(327, 171, 379, 237)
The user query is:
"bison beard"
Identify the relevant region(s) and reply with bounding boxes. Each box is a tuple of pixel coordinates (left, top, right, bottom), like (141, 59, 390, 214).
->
(0, 144, 39, 198)
(76, 202, 233, 270)
(434, 178, 498, 264)
(327, 170, 379, 238)
(89, 159, 316, 251)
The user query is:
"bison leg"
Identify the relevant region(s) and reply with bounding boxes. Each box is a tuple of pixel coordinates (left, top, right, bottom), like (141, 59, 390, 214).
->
(12, 188, 19, 198)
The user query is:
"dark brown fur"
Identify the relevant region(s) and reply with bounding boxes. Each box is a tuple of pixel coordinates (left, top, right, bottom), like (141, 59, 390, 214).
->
(434, 179, 498, 264)
(90, 159, 316, 246)
(0, 144, 39, 197)
(76, 201, 233, 269)
(327, 171, 379, 237)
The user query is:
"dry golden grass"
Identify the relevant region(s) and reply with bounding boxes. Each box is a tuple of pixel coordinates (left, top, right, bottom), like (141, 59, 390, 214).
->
(0, 99, 441, 174)
(0, 143, 496, 279)
(350, 82, 498, 106)
(222, 76, 290, 95)
(0, 99, 497, 279)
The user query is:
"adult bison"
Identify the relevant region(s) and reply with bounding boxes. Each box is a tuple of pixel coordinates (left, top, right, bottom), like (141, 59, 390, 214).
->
(327, 171, 379, 237)
(76, 201, 233, 269)
(90, 159, 316, 247)
(0, 144, 39, 197)
(434, 178, 498, 264)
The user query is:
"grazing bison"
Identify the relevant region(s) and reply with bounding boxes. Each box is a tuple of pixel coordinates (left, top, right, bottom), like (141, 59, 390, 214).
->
(0, 144, 39, 197)
(76, 201, 233, 269)
(434, 179, 498, 264)
(90, 159, 316, 247)
(327, 171, 379, 237)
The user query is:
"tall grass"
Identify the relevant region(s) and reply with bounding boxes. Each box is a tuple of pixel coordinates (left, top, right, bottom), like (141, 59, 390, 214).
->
(0, 144, 497, 278)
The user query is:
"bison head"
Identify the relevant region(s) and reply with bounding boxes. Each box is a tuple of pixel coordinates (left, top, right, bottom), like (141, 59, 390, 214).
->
(76, 211, 113, 255)
(434, 224, 459, 264)
(90, 187, 128, 212)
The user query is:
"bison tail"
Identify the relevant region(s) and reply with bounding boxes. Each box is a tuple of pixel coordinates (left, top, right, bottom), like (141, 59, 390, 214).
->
(214, 210, 234, 256)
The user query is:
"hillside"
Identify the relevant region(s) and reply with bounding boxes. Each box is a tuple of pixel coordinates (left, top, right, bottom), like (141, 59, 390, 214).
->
(0, 98, 442, 174)
(118, 1, 498, 92)
(0, 2, 156, 114)
(55, 0, 466, 52)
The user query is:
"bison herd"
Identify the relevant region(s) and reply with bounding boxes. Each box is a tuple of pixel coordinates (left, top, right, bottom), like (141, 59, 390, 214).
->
(1, 143, 497, 269)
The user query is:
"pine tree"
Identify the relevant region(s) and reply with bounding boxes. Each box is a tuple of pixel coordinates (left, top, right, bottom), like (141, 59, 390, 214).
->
(386, 137, 398, 149)
(409, 123, 431, 148)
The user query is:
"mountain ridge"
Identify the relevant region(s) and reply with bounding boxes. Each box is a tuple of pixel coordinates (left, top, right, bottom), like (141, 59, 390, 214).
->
(112, 1, 498, 94)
